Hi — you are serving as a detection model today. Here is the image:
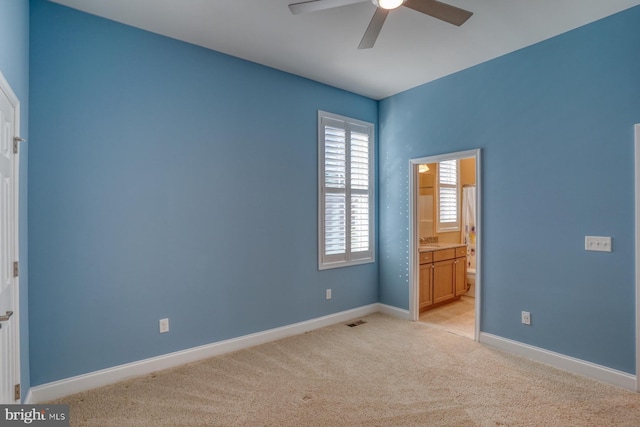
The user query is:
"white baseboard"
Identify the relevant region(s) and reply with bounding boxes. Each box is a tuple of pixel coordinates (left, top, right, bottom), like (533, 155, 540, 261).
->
(377, 303, 410, 320)
(480, 332, 637, 391)
(27, 306, 636, 403)
(23, 388, 33, 405)
(28, 303, 380, 403)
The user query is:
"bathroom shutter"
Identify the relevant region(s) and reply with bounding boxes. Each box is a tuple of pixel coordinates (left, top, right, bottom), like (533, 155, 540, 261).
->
(437, 160, 460, 231)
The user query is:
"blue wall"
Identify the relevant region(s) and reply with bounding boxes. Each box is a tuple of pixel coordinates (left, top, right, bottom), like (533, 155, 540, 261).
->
(28, 0, 377, 386)
(26, 0, 640, 389)
(379, 6, 640, 373)
(0, 0, 30, 400)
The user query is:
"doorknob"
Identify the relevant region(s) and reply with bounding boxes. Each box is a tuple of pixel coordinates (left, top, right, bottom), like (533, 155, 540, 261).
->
(0, 311, 14, 322)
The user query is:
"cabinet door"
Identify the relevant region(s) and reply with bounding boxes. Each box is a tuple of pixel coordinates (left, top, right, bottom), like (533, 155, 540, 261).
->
(454, 256, 467, 296)
(419, 263, 433, 310)
(433, 259, 455, 303)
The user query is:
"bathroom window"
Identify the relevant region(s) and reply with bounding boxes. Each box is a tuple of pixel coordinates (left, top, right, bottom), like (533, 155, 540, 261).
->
(318, 111, 375, 270)
(436, 159, 460, 232)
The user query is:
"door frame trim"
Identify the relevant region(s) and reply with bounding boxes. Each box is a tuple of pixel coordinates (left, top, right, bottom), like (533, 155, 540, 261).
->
(0, 70, 21, 402)
(634, 124, 640, 392)
(409, 149, 481, 341)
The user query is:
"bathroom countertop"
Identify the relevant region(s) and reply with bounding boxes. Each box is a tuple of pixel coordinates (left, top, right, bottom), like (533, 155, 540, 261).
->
(418, 243, 466, 252)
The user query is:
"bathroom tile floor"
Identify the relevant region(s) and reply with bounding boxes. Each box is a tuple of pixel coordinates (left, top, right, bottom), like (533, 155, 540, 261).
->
(419, 296, 475, 339)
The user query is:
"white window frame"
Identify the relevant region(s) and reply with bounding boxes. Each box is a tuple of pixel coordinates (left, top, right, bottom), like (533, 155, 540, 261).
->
(318, 111, 375, 270)
(436, 159, 461, 233)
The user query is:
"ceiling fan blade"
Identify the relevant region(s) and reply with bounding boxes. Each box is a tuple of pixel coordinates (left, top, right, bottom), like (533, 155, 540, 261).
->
(288, 0, 368, 15)
(403, 0, 473, 26)
(358, 8, 390, 49)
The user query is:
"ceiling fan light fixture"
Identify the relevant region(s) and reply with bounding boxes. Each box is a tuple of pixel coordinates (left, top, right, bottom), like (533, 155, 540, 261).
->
(372, 0, 404, 10)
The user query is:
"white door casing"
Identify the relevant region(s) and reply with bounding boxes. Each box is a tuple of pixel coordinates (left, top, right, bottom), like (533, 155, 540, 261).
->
(0, 71, 20, 404)
(635, 123, 640, 392)
(409, 149, 481, 341)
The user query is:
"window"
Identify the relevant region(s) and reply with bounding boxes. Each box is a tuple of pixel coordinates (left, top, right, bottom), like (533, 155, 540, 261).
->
(436, 159, 460, 232)
(318, 111, 374, 269)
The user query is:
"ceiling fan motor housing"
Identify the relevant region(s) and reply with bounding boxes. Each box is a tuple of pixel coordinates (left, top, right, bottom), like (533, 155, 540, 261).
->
(372, 0, 405, 10)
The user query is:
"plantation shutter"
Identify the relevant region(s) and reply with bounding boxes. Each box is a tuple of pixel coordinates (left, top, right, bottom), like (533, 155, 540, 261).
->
(319, 112, 374, 269)
(349, 127, 370, 254)
(323, 124, 347, 256)
(437, 159, 460, 231)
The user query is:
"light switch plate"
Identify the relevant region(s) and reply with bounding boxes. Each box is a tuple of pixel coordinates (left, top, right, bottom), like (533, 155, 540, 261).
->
(585, 236, 612, 252)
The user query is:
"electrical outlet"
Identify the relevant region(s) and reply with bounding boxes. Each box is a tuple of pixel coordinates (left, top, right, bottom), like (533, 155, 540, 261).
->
(326, 289, 332, 300)
(159, 318, 169, 333)
(521, 311, 531, 325)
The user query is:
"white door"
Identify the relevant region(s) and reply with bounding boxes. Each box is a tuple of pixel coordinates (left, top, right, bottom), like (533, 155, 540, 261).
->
(0, 71, 20, 404)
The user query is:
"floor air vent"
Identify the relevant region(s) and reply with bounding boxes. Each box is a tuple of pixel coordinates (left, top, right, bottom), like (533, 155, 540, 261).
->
(347, 320, 367, 327)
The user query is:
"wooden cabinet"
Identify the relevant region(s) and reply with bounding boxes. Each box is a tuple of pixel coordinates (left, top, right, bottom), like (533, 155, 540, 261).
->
(419, 263, 433, 310)
(419, 250, 433, 310)
(454, 255, 467, 296)
(420, 245, 467, 312)
(433, 258, 455, 303)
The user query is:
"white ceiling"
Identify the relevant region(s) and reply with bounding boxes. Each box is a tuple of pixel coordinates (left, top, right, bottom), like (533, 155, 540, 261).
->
(49, 0, 640, 100)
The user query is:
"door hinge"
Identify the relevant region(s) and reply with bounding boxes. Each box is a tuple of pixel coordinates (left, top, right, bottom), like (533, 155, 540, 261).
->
(15, 384, 20, 401)
(13, 261, 19, 278)
(13, 137, 26, 154)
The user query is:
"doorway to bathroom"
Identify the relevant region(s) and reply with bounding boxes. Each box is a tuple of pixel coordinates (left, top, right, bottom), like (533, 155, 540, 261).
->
(409, 149, 481, 341)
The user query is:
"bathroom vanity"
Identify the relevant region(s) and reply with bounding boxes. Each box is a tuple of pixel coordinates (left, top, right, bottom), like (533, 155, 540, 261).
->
(419, 244, 467, 311)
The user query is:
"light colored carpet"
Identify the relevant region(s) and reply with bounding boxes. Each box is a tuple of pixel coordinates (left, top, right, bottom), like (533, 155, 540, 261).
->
(51, 313, 640, 426)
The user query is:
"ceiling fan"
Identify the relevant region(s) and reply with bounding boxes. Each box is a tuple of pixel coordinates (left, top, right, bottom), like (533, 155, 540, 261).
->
(288, 0, 473, 49)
